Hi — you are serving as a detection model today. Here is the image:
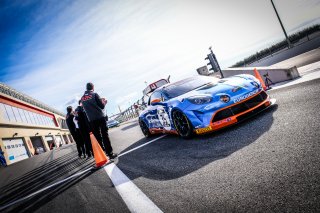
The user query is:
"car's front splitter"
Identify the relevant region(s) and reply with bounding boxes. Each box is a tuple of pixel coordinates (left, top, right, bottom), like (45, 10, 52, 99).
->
(194, 98, 276, 135)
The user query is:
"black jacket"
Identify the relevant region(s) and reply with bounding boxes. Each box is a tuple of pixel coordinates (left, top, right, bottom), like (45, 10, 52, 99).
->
(66, 112, 76, 134)
(75, 105, 90, 131)
(81, 90, 105, 122)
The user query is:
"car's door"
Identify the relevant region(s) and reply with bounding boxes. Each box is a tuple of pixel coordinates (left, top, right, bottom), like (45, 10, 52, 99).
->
(149, 91, 172, 131)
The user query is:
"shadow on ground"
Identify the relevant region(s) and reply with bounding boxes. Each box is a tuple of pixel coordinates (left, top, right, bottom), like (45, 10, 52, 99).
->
(121, 122, 139, 131)
(0, 151, 99, 213)
(116, 105, 278, 181)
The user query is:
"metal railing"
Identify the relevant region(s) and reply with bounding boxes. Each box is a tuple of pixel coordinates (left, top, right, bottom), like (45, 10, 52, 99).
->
(113, 96, 147, 123)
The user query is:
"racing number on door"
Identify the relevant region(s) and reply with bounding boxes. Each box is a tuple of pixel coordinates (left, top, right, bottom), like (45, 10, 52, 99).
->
(157, 107, 171, 130)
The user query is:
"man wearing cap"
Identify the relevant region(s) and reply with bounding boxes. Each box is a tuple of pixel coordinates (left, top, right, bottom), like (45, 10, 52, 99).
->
(81, 82, 117, 159)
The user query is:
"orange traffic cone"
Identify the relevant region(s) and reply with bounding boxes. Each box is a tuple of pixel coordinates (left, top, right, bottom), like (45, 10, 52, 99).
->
(253, 68, 267, 91)
(89, 132, 108, 167)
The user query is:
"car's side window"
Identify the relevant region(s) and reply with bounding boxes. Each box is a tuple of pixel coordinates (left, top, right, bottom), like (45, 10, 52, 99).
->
(149, 92, 162, 104)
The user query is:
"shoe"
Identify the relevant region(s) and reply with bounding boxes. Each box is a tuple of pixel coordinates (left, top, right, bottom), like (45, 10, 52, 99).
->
(78, 154, 82, 158)
(107, 153, 118, 159)
(83, 154, 86, 158)
(87, 154, 92, 158)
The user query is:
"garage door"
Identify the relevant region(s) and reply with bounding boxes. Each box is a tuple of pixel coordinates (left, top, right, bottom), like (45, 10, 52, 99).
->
(45, 136, 56, 150)
(55, 135, 64, 147)
(30, 136, 46, 155)
(2, 138, 29, 164)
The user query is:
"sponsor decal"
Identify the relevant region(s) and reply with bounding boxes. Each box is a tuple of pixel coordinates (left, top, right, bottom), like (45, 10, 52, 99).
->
(157, 107, 171, 130)
(146, 114, 161, 128)
(195, 126, 212, 134)
(220, 95, 230, 103)
(81, 95, 93, 101)
(213, 117, 232, 125)
(233, 89, 259, 103)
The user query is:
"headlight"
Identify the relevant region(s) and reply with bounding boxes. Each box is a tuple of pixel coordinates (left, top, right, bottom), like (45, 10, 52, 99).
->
(220, 95, 230, 103)
(187, 95, 212, 105)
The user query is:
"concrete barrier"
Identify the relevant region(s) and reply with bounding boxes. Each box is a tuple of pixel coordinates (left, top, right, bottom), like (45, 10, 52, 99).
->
(219, 66, 300, 84)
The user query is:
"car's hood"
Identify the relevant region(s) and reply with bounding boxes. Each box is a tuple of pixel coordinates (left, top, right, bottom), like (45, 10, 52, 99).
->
(174, 75, 262, 110)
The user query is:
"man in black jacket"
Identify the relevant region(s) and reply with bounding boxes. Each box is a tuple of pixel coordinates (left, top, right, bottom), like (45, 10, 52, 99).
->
(81, 83, 117, 159)
(66, 106, 86, 158)
(75, 100, 93, 158)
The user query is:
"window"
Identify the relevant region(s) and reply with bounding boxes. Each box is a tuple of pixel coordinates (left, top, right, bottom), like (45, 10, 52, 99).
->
(51, 118, 56, 127)
(0, 102, 56, 127)
(34, 112, 41, 125)
(4, 105, 17, 122)
(12, 107, 22, 123)
(46, 117, 51, 126)
(18, 108, 27, 123)
(26, 111, 34, 124)
(22, 109, 30, 124)
(41, 115, 47, 125)
(29, 111, 37, 125)
(39, 114, 44, 125)
(0, 103, 10, 121)
(149, 91, 162, 105)
(162, 76, 214, 98)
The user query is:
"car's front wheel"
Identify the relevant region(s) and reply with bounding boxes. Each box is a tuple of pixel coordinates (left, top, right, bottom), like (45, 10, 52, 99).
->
(172, 110, 193, 139)
(139, 119, 151, 138)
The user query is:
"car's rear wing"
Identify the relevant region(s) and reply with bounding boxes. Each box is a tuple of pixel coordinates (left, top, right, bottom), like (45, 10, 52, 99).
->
(143, 76, 170, 96)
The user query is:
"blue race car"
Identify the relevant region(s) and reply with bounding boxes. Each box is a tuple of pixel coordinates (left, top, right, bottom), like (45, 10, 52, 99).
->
(139, 75, 275, 138)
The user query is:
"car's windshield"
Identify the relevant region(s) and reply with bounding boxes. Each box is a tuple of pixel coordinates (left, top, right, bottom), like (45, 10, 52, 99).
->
(162, 77, 215, 98)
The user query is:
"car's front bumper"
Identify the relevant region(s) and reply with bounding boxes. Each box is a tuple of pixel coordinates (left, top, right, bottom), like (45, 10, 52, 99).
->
(194, 91, 275, 135)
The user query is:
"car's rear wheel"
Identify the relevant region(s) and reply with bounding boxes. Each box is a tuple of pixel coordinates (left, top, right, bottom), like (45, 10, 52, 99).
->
(172, 110, 193, 139)
(139, 119, 151, 138)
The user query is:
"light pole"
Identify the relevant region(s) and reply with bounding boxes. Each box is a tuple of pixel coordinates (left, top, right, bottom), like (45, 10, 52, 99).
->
(270, 0, 292, 48)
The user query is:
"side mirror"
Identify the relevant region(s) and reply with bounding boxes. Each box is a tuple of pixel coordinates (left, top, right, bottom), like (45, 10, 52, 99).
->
(151, 98, 161, 104)
(151, 99, 166, 106)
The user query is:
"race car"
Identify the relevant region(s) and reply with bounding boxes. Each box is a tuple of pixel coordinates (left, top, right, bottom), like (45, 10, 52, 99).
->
(139, 74, 275, 138)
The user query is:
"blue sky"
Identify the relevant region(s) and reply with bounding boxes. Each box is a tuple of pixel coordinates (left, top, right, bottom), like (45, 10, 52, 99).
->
(1, 0, 319, 115)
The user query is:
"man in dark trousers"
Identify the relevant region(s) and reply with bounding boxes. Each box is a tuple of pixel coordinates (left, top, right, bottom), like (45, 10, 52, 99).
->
(66, 106, 86, 158)
(75, 100, 93, 158)
(81, 82, 117, 159)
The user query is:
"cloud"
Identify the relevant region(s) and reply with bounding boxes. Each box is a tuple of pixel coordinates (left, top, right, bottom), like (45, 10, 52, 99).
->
(2, 0, 320, 115)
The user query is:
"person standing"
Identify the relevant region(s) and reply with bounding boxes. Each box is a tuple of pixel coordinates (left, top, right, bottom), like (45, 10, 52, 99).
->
(66, 106, 86, 158)
(75, 100, 93, 158)
(81, 82, 117, 159)
(0, 150, 7, 167)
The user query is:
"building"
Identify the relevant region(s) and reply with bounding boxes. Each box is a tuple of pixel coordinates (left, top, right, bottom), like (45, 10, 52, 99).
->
(0, 82, 73, 166)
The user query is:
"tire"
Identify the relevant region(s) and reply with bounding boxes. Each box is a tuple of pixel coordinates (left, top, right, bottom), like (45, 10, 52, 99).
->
(139, 119, 151, 138)
(172, 110, 193, 139)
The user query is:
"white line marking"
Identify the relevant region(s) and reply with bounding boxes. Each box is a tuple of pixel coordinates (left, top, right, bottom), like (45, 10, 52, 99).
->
(104, 163, 163, 213)
(0, 166, 93, 211)
(118, 135, 166, 157)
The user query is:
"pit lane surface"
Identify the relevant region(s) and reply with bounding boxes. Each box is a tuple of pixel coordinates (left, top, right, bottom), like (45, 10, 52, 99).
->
(1, 78, 319, 212)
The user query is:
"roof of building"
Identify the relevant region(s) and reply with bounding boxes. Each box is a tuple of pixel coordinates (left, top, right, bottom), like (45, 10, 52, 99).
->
(0, 82, 65, 117)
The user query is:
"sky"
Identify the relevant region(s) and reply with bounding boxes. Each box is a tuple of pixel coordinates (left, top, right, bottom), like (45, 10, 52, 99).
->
(1, 0, 319, 116)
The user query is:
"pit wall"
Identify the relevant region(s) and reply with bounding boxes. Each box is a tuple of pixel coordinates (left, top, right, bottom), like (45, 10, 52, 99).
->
(221, 66, 300, 84)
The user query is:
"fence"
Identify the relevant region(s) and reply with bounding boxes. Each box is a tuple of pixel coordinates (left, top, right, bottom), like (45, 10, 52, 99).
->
(113, 96, 148, 123)
(232, 24, 320, 67)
